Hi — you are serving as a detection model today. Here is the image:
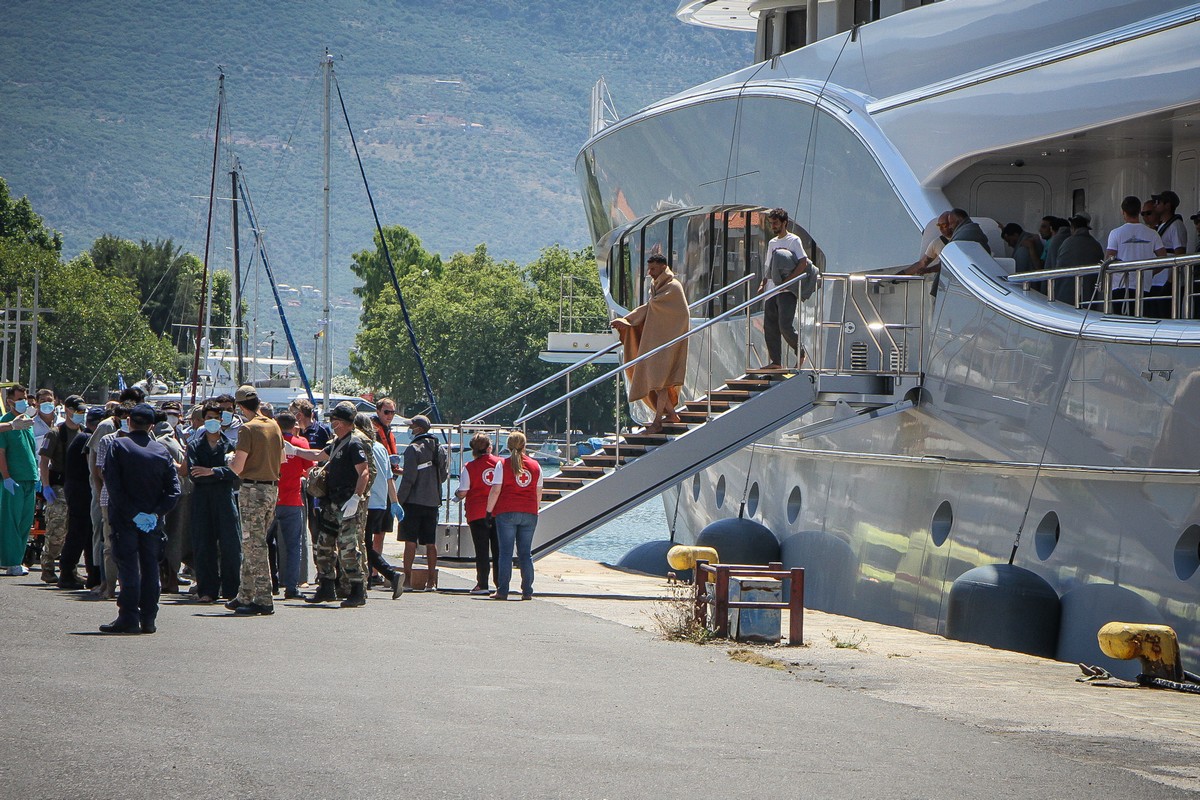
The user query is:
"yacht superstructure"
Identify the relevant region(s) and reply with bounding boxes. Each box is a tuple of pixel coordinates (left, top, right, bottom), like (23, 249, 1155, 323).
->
(570, 0, 1200, 674)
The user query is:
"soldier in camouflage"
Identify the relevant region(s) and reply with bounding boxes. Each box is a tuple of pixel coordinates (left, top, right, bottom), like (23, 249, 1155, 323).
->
(226, 386, 284, 616)
(38, 396, 87, 583)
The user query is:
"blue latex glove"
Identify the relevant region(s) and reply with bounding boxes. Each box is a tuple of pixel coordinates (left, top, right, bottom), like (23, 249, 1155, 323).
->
(390, 502, 404, 521)
(133, 512, 158, 532)
(2, 477, 16, 495)
(41, 485, 57, 504)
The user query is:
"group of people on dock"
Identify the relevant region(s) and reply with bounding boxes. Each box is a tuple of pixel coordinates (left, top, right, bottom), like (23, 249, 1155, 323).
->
(0, 381, 543, 634)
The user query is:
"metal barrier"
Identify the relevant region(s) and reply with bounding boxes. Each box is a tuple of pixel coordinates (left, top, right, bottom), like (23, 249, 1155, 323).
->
(692, 560, 806, 645)
(811, 273, 925, 379)
(1007, 254, 1200, 318)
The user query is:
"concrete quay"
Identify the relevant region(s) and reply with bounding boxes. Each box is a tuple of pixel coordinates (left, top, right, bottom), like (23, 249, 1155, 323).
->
(0, 549, 1196, 799)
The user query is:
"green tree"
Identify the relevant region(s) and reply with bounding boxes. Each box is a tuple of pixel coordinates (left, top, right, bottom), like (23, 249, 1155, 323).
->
(0, 177, 62, 254)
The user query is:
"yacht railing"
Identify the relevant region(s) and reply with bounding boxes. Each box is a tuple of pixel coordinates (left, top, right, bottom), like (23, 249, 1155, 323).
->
(813, 273, 925, 378)
(512, 273, 810, 427)
(465, 273, 756, 424)
(1007, 254, 1200, 318)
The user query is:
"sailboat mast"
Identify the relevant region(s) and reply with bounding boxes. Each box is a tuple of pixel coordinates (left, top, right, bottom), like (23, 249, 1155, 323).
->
(191, 70, 224, 404)
(231, 168, 244, 386)
(321, 50, 333, 414)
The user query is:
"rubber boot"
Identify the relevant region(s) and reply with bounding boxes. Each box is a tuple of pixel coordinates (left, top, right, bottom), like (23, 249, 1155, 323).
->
(340, 581, 367, 608)
(305, 577, 337, 604)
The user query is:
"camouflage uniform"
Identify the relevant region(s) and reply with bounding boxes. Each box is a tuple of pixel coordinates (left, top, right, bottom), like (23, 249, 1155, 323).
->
(315, 498, 366, 584)
(40, 489, 68, 572)
(236, 482, 278, 607)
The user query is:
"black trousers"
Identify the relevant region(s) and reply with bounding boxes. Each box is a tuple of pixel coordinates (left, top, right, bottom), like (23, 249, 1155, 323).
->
(59, 507, 95, 577)
(763, 291, 799, 365)
(468, 516, 499, 589)
(365, 508, 398, 581)
(112, 522, 165, 625)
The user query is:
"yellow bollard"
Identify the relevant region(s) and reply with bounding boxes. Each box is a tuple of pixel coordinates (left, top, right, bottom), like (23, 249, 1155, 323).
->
(667, 545, 719, 572)
(1097, 622, 1182, 681)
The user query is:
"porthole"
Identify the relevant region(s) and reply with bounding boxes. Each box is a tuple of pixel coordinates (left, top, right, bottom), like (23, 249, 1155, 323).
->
(786, 486, 803, 525)
(747, 482, 760, 517)
(1035, 511, 1060, 561)
(1174, 525, 1200, 580)
(931, 500, 953, 547)
(691, 473, 701, 501)
(715, 475, 726, 509)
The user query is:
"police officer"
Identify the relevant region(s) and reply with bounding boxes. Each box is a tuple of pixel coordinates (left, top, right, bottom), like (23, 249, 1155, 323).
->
(100, 403, 181, 634)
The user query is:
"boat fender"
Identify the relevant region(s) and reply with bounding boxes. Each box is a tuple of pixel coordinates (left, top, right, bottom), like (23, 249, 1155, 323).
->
(945, 564, 1060, 658)
(695, 518, 781, 566)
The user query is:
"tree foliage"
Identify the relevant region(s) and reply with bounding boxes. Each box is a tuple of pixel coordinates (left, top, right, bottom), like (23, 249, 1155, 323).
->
(350, 225, 614, 431)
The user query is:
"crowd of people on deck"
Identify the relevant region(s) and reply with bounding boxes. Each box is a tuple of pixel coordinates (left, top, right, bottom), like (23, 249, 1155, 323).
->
(904, 190, 1200, 318)
(0, 382, 544, 634)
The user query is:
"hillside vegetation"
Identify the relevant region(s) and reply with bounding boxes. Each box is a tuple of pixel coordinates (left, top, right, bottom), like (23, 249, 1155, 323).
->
(0, 0, 752, 363)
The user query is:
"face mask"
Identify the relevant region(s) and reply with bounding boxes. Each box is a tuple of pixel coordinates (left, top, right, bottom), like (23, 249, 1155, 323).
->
(204, 418, 222, 434)
(220, 410, 233, 426)
(72, 413, 86, 426)
(119, 420, 130, 433)
(166, 415, 180, 428)
(13, 400, 28, 414)
(39, 402, 55, 416)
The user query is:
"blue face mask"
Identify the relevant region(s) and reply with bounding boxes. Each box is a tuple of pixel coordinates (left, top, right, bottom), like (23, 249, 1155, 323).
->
(39, 402, 55, 416)
(220, 410, 234, 426)
(72, 413, 86, 426)
(204, 418, 222, 434)
(13, 399, 28, 414)
(119, 420, 130, 433)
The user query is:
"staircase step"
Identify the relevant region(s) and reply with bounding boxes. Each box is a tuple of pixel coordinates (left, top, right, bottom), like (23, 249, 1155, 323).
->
(685, 400, 732, 412)
(745, 367, 795, 378)
(725, 378, 773, 391)
(602, 443, 649, 456)
(623, 432, 669, 446)
(540, 489, 568, 503)
(544, 477, 587, 490)
(558, 465, 606, 479)
(709, 389, 751, 402)
(677, 410, 709, 424)
(581, 454, 633, 468)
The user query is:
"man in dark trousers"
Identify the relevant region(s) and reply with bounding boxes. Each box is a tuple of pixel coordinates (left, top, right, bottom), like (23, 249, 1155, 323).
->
(100, 403, 182, 634)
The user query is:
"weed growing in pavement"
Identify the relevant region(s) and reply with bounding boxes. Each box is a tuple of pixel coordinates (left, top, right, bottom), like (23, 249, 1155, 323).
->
(727, 648, 788, 670)
(650, 584, 716, 644)
(826, 630, 868, 649)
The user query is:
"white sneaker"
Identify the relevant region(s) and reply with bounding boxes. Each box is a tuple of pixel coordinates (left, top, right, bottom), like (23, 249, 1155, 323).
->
(8, 565, 29, 576)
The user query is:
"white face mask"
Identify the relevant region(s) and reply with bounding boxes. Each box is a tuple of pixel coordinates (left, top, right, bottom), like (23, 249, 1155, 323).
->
(220, 410, 234, 426)
(13, 399, 28, 414)
(119, 420, 131, 433)
(72, 413, 86, 426)
(204, 418, 222, 434)
(166, 414, 180, 428)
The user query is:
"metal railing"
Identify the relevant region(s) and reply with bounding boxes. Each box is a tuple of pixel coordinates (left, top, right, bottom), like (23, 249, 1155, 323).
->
(812, 273, 925, 378)
(513, 274, 808, 426)
(1007, 254, 1200, 318)
(465, 273, 756, 424)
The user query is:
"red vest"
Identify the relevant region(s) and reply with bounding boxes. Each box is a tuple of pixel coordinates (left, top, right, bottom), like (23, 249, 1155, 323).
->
(492, 455, 541, 516)
(462, 453, 501, 522)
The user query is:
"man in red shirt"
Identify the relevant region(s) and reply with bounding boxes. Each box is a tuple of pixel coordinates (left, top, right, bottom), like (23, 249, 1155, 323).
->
(274, 412, 311, 600)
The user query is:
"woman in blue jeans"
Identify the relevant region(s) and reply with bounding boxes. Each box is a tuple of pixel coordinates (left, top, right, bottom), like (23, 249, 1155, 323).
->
(484, 431, 542, 601)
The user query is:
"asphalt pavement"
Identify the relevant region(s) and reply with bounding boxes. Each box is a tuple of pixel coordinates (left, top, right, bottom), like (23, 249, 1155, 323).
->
(1, 562, 1197, 800)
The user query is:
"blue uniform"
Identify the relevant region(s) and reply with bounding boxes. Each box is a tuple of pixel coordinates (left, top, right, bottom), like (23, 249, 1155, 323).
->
(103, 431, 182, 627)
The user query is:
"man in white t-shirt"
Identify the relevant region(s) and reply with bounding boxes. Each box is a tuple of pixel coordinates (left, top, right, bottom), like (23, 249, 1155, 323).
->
(758, 207, 811, 370)
(1106, 195, 1167, 316)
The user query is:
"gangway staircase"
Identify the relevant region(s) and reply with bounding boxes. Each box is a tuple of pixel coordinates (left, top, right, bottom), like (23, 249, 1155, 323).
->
(532, 369, 817, 558)
(459, 269, 926, 562)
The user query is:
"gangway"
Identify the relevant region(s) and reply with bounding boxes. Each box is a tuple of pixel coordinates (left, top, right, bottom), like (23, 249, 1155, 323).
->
(441, 271, 926, 562)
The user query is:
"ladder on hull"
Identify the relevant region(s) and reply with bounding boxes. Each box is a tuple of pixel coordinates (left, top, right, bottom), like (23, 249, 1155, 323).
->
(531, 370, 817, 558)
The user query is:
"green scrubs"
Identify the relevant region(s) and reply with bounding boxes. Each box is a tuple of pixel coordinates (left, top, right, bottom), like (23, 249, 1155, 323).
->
(0, 412, 38, 566)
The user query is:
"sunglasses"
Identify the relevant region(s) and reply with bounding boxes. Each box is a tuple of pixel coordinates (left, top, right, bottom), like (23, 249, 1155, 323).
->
(379, 409, 395, 416)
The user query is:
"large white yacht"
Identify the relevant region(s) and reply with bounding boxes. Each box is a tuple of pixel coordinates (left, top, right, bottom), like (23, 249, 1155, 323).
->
(560, 0, 1200, 675)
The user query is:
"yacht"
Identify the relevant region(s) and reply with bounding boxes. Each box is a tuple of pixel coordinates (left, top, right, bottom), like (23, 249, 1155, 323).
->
(561, 0, 1200, 674)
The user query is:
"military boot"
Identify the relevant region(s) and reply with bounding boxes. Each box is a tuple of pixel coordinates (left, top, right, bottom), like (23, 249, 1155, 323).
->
(340, 581, 367, 608)
(40, 567, 57, 584)
(305, 577, 337, 604)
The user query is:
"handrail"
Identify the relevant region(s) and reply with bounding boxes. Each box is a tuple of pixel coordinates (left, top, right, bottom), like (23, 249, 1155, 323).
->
(1005, 253, 1200, 283)
(513, 273, 805, 426)
(465, 273, 757, 423)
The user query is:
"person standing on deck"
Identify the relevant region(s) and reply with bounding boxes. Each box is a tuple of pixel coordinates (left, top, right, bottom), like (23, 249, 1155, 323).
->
(610, 253, 690, 434)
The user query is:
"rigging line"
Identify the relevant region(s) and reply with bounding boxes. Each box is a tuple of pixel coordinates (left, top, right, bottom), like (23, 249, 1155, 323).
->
(235, 164, 317, 406)
(264, 69, 322, 201)
(190, 71, 226, 405)
(792, 29, 853, 227)
(1007, 263, 1111, 564)
(333, 73, 443, 423)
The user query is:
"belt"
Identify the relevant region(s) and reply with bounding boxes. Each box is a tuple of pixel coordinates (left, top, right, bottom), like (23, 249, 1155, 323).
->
(241, 479, 278, 486)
